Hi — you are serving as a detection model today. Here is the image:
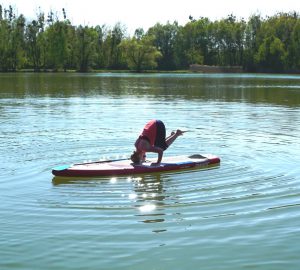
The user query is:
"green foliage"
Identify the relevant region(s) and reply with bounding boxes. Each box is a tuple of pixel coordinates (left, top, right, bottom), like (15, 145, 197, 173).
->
(147, 22, 179, 69)
(75, 25, 97, 72)
(174, 18, 211, 68)
(243, 15, 262, 71)
(119, 34, 161, 72)
(45, 21, 67, 70)
(185, 48, 204, 65)
(255, 36, 286, 72)
(291, 21, 300, 69)
(1, 5, 300, 73)
(0, 6, 26, 71)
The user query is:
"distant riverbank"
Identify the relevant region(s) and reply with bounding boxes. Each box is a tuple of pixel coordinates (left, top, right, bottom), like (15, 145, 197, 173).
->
(1, 68, 300, 75)
(1, 5, 300, 74)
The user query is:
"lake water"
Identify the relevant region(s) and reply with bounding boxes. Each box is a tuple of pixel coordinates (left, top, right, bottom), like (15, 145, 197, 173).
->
(1, 73, 300, 270)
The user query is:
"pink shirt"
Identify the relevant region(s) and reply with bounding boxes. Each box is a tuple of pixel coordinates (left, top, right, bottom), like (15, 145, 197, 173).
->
(140, 119, 157, 146)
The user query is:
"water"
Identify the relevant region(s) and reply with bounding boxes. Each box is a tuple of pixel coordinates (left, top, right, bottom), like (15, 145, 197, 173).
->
(1, 73, 300, 269)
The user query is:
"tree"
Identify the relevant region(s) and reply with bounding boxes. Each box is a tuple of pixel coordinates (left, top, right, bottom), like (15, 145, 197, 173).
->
(0, 6, 26, 71)
(174, 17, 211, 68)
(1, 4, 300, 73)
(119, 35, 161, 72)
(94, 25, 106, 69)
(75, 25, 97, 72)
(25, 20, 41, 70)
(104, 23, 126, 69)
(64, 23, 77, 70)
(244, 15, 262, 71)
(255, 35, 287, 72)
(0, 9, 10, 71)
(291, 20, 300, 70)
(25, 10, 46, 71)
(212, 15, 246, 66)
(44, 21, 67, 70)
(147, 22, 179, 69)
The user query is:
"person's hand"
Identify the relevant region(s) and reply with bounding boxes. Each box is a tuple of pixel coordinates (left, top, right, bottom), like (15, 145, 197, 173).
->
(151, 163, 161, 166)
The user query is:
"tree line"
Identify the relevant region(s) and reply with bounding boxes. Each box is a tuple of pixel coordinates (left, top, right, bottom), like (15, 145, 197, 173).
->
(1, 5, 300, 73)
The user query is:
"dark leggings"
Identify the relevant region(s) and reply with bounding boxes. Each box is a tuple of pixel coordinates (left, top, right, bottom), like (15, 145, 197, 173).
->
(154, 120, 168, 150)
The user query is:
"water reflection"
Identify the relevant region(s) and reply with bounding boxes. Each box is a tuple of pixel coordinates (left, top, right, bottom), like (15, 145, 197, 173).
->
(133, 174, 169, 233)
(52, 176, 85, 185)
(1, 73, 299, 107)
(52, 173, 171, 232)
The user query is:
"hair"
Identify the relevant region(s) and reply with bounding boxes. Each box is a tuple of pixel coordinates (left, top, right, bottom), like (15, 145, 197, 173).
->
(130, 151, 140, 164)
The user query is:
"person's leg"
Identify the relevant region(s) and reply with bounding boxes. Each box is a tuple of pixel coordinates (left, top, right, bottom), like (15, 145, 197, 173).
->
(165, 131, 175, 141)
(165, 132, 178, 147)
(154, 120, 168, 150)
(166, 130, 183, 147)
(154, 121, 183, 150)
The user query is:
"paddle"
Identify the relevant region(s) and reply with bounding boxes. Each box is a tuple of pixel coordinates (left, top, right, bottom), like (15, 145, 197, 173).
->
(74, 157, 130, 166)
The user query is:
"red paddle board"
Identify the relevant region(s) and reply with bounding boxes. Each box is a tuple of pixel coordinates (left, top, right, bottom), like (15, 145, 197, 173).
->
(52, 154, 220, 177)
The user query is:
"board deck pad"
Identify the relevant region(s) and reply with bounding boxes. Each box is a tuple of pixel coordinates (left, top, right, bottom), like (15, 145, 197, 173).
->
(52, 154, 220, 177)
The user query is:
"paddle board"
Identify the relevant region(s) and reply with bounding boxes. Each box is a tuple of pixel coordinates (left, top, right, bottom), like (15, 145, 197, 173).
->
(52, 154, 220, 177)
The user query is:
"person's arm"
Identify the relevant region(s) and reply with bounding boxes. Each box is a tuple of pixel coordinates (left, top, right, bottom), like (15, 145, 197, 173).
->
(137, 139, 163, 164)
(146, 145, 163, 164)
(156, 147, 163, 164)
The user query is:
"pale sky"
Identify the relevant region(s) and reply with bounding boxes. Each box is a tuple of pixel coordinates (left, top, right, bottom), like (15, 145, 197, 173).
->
(1, 0, 300, 34)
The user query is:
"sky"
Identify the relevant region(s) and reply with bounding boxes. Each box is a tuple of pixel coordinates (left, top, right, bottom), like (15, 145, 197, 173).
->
(1, 0, 300, 34)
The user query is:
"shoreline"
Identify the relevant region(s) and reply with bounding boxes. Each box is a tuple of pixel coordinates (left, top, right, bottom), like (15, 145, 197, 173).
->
(1, 69, 300, 75)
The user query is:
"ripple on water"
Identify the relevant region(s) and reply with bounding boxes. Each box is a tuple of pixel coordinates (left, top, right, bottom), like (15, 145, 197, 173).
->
(47, 156, 298, 227)
(1, 74, 300, 269)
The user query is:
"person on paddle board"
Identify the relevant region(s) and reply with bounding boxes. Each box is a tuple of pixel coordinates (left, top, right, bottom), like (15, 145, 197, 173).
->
(131, 120, 184, 165)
